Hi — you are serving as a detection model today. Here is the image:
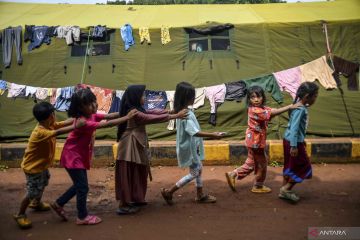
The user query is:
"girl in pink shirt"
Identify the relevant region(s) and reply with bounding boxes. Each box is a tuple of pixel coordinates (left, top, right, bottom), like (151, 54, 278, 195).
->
(51, 88, 137, 225)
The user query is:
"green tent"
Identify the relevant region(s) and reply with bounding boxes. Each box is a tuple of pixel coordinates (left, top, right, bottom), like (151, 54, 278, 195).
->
(0, 0, 359, 141)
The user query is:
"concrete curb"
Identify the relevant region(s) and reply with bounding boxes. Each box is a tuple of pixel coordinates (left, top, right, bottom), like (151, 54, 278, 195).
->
(1, 138, 359, 167)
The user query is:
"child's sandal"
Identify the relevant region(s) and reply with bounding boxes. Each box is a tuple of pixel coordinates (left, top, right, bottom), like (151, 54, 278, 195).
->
(13, 214, 32, 229)
(195, 194, 217, 204)
(279, 188, 300, 203)
(50, 202, 68, 221)
(225, 172, 236, 192)
(251, 185, 272, 193)
(76, 215, 102, 225)
(161, 188, 174, 206)
(29, 201, 51, 211)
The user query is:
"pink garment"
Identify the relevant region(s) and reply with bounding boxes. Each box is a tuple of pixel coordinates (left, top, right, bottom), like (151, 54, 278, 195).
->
(60, 114, 105, 170)
(204, 84, 226, 113)
(273, 67, 301, 99)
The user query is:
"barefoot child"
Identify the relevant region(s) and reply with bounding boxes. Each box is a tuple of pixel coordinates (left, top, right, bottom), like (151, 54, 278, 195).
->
(51, 88, 137, 225)
(225, 85, 301, 193)
(14, 102, 85, 229)
(161, 82, 224, 205)
(279, 82, 318, 203)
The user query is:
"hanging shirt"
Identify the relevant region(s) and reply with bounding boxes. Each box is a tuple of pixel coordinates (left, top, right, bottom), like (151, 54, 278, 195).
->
(225, 80, 247, 102)
(55, 26, 81, 45)
(205, 84, 226, 126)
(299, 56, 337, 89)
(120, 24, 135, 51)
(139, 27, 151, 44)
(332, 56, 359, 91)
(109, 90, 124, 113)
(50, 88, 60, 105)
(92, 25, 106, 38)
(25, 86, 38, 98)
(144, 90, 168, 110)
(244, 74, 284, 104)
(80, 84, 113, 114)
(35, 88, 49, 100)
(193, 87, 206, 109)
(7, 83, 26, 98)
(273, 66, 302, 99)
(0, 80, 7, 95)
(27, 26, 52, 51)
(245, 106, 272, 149)
(165, 90, 175, 130)
(161, 26, 171, 45)
(54, 86, 75, 112)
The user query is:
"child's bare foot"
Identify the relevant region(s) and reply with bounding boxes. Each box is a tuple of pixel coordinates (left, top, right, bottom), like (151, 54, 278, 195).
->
(161, 188, 174, 206)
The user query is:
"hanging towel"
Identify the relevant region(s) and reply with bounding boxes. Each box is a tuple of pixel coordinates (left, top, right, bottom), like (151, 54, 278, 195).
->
(0, 80, 8, 95)
(165, 90, 175, 130)
(193, 87, 206, 109)
(205, 84, 226, 126)
(120, 24, 135, 51)
(332, 56, 359, 91)
(35, 88, 49, 100)
(225, 80, 247, 102)
(54, 86, 75, 112)
(81, 84, 113, 114)
(139, 27, 151, 44)
(109, 90, 124, 113)
(244, 74, 284, 104)
(273, 67, 302, 99)
(7, 83, 26, 98)
(161, 26, 171, 45)
(144, 90, 168, 110)
(25, 86, 38, 97)
(299, 56, 337, 89)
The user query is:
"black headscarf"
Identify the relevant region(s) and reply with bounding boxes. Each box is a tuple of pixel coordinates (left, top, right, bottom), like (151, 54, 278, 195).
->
(117, 85, 146, 141)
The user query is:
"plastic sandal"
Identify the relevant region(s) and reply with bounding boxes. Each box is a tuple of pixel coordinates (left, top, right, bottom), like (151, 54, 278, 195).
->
(76, 215, 102, 225)
(279, 188, 300, 203)
(251, 185, 272, 193)
(116, 206, 140, 215)
(13, 214, 32, 229)
(225, 172, 236, 192)
(195, 194, 217, 204)
(50, 202, 68, 221)
(29, 201, 51, 211)
(161, 188, 174, 206)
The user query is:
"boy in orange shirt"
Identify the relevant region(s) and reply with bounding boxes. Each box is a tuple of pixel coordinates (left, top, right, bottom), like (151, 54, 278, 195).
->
(14, 102, 84, 229)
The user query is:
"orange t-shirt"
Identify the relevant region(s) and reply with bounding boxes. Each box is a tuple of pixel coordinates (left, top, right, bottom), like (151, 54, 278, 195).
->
(245, 106, 272, 149)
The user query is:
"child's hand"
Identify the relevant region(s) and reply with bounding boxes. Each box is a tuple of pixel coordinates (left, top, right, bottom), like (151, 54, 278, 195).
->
(213, 132, 226, 139)
(177, 109, 189, 119)
(290, 147, 298, 157)
(75, 118, 86, 128)
(290, 101, 303, 110)
(127, 109, 138, 119)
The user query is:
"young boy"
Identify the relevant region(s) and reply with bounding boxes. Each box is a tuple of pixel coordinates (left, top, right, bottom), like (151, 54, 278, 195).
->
(14, 102, 84, 229)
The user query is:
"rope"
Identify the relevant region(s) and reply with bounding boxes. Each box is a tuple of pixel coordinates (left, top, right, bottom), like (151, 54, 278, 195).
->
(81, 28, 91, 84)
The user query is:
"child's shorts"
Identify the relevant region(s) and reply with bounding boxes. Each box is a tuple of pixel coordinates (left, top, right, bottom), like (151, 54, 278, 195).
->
(25, 169, 50, 200)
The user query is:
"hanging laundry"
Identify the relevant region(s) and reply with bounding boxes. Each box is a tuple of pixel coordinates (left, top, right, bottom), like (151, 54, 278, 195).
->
(244, 74, 284, 104)
(54, 26, 81, 45)
(25, 86, 38, 98)
(165, 90, 175, 130)
(332, 56, 359, 91)
(27, 26, 53, 51)
(109, 90, 124, 113)
(50, 88, 60, 105)
(273, 66, 302, 99)
(161, 26, 171, 45)
(205, 84, 226, 126)
(299, 56, 337, 89)
(54, 86, 75, 112)
(35, 88, 49, 100)
(225, 80, 247, 102)
(0, 80, 8, 95)
(120, 24, 135, 51)
(24, 25, 35, 42)
(139, 27, 151, 44)
(92, 25, 106, 38)
(193, 87, 206, 109)
(47, 88, 54, 97)
(80, 84, 113, 114)
(7, 83, 26, 98)
(144, 90, 168, 110)
(2, 26, 23, 68)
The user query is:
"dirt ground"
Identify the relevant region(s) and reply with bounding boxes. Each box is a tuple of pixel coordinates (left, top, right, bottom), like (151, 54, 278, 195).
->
(0, 164, 359, 240)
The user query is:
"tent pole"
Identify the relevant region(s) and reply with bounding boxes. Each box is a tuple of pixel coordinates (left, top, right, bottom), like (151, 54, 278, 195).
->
(81, 28, 91, 84)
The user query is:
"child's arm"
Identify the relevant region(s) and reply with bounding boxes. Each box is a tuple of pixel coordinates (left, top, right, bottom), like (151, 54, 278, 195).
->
(61, 118, 75, 126)
(96, 109, 138, 129)
(270, 101, 302, 118)
(102, 112, 120, 120)
(54, 118, 86, 136)
(194, 131, 224, 140)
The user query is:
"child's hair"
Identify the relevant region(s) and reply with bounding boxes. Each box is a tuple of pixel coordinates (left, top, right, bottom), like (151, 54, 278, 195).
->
(68, 88, 97, 118)
(293, 82, 319, 104)
(33, 102, 55, 122)
(174, 82, 195, 113)
(246, 85, 266, 107)
(117, 85, 146, 141)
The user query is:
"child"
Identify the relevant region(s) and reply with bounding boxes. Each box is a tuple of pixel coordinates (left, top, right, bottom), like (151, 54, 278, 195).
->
(279, 82, 318, 203)
(50, 88, 137, 225)
(225, 85, 301, 193)
(161, 82, 224, 205)
(14, 102, 85, 229)
(115, 85, 188, 215)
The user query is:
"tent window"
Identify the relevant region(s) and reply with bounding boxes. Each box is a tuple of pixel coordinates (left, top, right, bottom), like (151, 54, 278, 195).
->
(71, 45, 87, 57)
(187, 29, 231, 52)
(71, 43, 110, 57)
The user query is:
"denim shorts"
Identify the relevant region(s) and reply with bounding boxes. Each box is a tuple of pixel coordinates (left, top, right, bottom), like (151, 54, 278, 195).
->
(25, 169, 50, 200)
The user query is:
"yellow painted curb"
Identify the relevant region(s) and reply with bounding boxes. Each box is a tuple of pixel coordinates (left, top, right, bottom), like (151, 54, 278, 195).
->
(54, 145, 64, 161)
(113, 144, 118, 160)
(351, 139, 360, 158)
(306, 142, 312, 157)
(269, 142, 283, 161)
(204, 143, 229, 161)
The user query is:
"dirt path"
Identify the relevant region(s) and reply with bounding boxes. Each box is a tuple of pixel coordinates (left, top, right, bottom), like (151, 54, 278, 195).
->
(0, 164, 359, 240)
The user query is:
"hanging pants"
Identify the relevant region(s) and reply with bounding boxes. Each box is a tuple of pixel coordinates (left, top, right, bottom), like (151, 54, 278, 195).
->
(2, 26, 23, 68)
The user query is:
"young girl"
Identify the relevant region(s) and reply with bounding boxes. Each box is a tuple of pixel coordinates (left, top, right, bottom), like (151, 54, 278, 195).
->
(279, 82, 318, 203)
(225, 85, 301, 193)
(115, 85, 188, 215)
(51, 88, 137, 225)
(161, 82, 224, 205)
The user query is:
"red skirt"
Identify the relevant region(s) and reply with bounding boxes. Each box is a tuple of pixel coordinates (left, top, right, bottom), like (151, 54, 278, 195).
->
(283, 139, 312, 183)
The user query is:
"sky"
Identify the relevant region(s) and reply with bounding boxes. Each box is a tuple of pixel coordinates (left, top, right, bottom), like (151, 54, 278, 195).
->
(0, 0, 327, 3)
